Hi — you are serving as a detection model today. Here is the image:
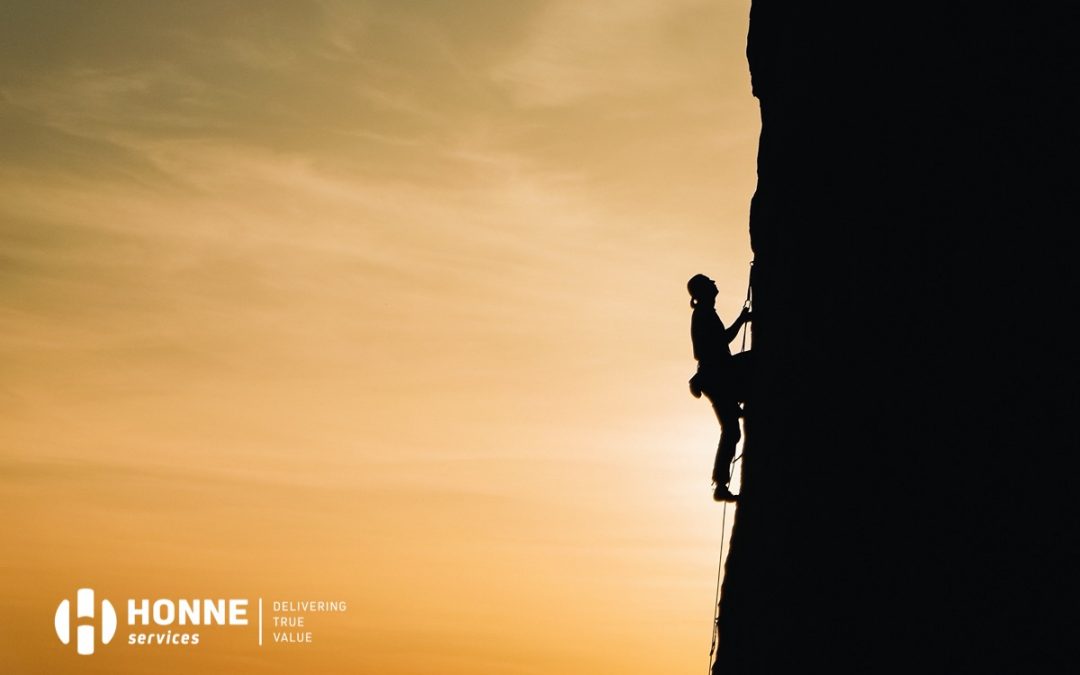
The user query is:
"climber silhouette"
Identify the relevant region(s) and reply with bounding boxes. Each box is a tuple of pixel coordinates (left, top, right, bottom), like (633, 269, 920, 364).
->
(687, 273, 751, 502)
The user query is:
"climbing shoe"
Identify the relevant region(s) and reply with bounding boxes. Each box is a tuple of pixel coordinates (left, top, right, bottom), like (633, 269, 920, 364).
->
(713, 484, 738, 502)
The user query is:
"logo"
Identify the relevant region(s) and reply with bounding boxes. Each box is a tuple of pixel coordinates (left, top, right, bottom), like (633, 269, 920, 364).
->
(50, 588, 347, 655)
(54, 588, 117, 655)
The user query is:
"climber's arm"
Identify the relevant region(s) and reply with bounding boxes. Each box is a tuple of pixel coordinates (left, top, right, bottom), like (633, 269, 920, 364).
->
(724, 308, 752, 345)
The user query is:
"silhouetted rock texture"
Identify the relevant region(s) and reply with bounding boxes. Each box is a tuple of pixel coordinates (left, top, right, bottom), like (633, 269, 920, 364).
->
(714, 5, 1074, 673)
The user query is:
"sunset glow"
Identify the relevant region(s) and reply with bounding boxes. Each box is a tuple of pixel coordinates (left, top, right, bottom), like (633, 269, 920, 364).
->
(1, 2, 757, 672)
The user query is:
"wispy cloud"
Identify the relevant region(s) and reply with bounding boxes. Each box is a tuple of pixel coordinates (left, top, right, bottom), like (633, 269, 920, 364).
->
(491, 0, 718, 107)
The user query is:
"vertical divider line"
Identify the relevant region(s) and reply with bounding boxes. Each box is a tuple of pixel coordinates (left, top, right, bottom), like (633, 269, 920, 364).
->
(258, 598, 263, 646)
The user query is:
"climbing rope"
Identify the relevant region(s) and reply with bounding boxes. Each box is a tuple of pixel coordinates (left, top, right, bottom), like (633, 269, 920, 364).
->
(740, 260, 753, 354)
(707, 500, 729, 674)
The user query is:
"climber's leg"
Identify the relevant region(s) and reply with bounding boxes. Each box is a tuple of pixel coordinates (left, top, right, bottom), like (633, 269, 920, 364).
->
(710, 397, 742, 487)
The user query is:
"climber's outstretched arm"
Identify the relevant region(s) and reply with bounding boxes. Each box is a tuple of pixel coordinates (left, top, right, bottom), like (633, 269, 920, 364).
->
(724, 308, 752, 345)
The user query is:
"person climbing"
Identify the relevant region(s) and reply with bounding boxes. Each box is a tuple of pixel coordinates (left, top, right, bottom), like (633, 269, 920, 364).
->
(687, 273, 752, 502)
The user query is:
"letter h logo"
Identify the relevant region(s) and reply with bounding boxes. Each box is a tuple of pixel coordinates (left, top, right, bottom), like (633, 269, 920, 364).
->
(54, 588, 117, 655)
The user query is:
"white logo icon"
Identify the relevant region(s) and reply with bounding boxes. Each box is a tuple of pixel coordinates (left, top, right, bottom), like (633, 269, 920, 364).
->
(54, 588, 117, 655)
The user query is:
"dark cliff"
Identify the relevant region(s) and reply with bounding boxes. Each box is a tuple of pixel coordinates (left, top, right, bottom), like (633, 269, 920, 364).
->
(715, 5, 1075, 673)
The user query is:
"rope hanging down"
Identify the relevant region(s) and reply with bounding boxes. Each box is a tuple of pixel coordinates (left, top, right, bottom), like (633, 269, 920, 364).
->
(707, 501, 729, 674)
(740, 260, 753, 353)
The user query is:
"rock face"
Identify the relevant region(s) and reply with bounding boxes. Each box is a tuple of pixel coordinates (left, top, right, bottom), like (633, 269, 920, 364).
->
(714, 5, 1074, 673)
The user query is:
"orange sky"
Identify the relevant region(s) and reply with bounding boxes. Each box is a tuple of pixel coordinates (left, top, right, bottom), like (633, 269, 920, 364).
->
(0, 1, 758, 672)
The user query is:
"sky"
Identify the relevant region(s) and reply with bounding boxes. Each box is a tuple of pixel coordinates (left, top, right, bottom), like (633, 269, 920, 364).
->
(0, 1, 758, 672)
